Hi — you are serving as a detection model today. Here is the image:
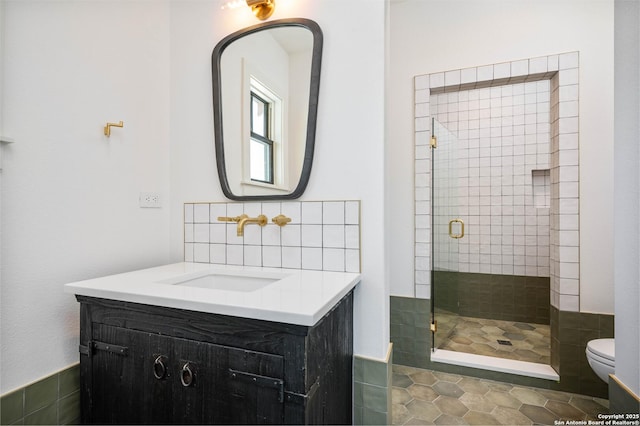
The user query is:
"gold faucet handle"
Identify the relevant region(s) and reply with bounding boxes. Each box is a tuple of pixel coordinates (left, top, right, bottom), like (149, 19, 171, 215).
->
(255, 214, 268, 226)
(217, 214, 247, 223)
(272, 214, 292, 227)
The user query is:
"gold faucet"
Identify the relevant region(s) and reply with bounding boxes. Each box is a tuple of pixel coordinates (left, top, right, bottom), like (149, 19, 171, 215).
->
(218, 214, 267, 236)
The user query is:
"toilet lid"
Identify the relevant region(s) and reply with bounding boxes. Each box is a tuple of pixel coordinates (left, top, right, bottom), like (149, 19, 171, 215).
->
(587, 338, 615, 362)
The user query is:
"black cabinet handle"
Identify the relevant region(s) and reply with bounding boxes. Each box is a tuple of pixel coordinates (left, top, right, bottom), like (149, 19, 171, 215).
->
(180, 362, 195, 387)
(153, 356, 168, 380)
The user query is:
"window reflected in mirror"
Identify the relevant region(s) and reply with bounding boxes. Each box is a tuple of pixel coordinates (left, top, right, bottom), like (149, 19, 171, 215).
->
(249, 80, 277, 184)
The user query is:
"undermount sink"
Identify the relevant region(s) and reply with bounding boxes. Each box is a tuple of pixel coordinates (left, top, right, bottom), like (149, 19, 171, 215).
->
(157, 271, 288, 292)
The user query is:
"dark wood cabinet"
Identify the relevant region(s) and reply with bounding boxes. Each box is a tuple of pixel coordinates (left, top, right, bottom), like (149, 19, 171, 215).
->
(77, 291, 353, 425)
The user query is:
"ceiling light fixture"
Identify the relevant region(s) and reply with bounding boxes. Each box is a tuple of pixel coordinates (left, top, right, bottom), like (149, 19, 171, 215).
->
(246, 0, 276, 20)
(221, 0, 275, 21)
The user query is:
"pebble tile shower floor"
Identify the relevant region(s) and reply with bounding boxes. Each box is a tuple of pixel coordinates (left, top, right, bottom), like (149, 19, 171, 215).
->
(392, 365, 609, 425)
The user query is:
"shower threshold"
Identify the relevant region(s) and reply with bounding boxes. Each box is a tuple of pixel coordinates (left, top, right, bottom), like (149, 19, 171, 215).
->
(431, 348, 560, 381)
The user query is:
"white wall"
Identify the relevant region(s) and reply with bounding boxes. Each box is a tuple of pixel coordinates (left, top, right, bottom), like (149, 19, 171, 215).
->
(613, 0, 640, 398)
(1, 0, 5, 321)
(169, 0, 389, 360)
(0, 1, 172, 394)
(388, 0, 615, 314)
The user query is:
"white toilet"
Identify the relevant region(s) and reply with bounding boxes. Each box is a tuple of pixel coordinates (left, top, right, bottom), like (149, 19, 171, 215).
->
(586, 338, 615, 383)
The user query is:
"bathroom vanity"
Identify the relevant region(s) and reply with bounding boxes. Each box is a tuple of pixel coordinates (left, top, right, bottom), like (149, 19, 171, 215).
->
(65, 263, 360, 425)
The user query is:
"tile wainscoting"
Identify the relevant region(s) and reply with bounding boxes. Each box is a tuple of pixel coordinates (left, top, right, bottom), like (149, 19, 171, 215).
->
(434, 271, 550, 324)
(608, 375, 640, 415)
(391, 296, 613, 399)
(0, 364, 80, 425)
(354, 345, 394, 425)
(550, 306, 614, 398)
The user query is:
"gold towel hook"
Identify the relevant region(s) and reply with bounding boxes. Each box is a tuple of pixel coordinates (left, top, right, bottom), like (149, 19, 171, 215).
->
(104, 121, 124, 137)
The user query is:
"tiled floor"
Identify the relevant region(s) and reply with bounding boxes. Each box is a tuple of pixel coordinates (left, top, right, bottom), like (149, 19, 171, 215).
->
(392, 365, 609, 425)
(435, 310, 550, 364)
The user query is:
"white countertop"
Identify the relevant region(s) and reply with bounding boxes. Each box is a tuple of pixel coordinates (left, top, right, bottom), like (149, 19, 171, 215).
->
(64, 262, 361, 326)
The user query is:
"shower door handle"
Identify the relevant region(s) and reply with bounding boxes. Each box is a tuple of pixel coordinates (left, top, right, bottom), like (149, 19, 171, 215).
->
(448, 219, 464, 239)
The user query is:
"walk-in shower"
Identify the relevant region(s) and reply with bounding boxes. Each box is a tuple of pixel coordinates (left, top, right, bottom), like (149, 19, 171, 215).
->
(409, 52, 586, 383)
(429, 80, 553, 366)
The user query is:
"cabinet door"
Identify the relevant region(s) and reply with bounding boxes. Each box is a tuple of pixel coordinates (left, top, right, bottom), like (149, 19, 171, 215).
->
(88, 324, 155, 424)
(159, 335, 286, 425)
(218, 347, 285, 424)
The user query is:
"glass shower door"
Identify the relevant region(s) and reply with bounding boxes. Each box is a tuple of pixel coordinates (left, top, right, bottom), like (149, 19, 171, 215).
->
(431, 118, 463, 350)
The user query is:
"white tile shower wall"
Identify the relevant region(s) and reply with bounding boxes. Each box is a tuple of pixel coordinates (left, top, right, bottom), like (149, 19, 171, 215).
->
(430, 80, 551, 277)
(184, 201, 361, 273)
(414, 53, 580, 311)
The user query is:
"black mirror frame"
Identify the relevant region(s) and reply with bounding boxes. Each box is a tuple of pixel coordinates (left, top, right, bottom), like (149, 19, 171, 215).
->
(212, 18, 323, 201)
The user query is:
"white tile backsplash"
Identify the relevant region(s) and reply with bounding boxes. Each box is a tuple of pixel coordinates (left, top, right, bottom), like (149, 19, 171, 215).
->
(282, 246, 302, 269)
(262, 246, 282, 268)
(184, 204, 194, 224)
(210, 243, 225, 264)
(323, 225, 345, 249)
(210, 224, 226, 244)
(262, 225, 281, 246)
(244, 245, 262, 267)
(227, 202, 244, 217)
(302, 202, 323, 224)
(261, 202, 281, 219)
(210, 203, 226, 222)
(281, 202, 301, 223)
(302, 247, 323, 270)
(194, 243, 209, 263)
(323, 248, 345, 272)
(281, 224, 301, 247)
(345, 250, 360, 273)
(226, 245, 243, 265)
(194, 224, 209, 243)
(194, 204, 210, 223)
(184, 224, 194, 243)
(184, 201, 361, 273)
(323, 201, 345, 224)
(302, 224, 323, 247)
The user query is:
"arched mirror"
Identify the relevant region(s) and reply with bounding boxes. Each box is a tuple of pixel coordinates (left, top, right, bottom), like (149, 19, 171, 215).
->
(212, 18, 323, 200)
